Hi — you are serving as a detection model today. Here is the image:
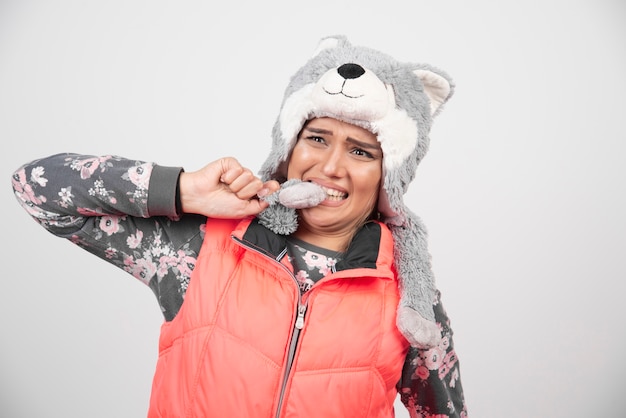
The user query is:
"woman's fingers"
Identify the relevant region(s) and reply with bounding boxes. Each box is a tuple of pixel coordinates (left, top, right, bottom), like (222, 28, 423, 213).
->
(224, 170, 263, 199)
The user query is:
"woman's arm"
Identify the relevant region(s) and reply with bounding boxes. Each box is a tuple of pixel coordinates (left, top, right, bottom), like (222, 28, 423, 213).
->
(12, 153, 175, 232)
(11, 153, 201, 320)
(11, 153, 280, 320)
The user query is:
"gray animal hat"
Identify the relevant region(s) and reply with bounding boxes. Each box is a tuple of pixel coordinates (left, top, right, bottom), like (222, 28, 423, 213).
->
(258, 35, 454, 348)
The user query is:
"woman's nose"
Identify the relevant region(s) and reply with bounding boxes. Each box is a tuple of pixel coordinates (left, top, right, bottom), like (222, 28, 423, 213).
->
(320, 148, 347, 177)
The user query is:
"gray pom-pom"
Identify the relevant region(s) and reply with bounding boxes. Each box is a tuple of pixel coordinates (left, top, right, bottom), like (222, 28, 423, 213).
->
(257, 203, 299, 235)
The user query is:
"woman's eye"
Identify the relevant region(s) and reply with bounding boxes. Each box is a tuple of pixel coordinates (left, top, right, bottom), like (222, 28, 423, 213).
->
(305, 135, 326, 144)
(352, 148, 374, 159)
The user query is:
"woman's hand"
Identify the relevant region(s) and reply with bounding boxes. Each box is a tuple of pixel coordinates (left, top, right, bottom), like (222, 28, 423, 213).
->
(179, 157, 280, 218)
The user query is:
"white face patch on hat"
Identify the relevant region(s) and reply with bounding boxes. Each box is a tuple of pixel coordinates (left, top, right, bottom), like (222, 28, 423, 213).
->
(278, 64, 419, 172)
(311, 65, 392, 120)
(371, 107, 419, 171)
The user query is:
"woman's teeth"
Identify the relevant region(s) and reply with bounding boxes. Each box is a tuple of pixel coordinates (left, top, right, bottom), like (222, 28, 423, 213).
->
(321, 186, 347, 200)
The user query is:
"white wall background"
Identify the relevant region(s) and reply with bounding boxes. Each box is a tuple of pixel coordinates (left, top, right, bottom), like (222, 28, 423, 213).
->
(1, 1, 624, 417)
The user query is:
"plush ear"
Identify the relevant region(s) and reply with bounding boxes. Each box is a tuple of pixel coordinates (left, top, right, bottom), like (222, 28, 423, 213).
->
(414, 69, 453, 116)
(310, 34, 349, 57)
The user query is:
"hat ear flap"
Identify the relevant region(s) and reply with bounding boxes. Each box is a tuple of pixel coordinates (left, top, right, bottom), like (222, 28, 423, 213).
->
(414, 69, 454, 116)
(389, 210, 442, 348)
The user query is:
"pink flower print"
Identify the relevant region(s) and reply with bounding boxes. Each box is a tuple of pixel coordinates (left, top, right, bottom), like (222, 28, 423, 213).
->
(23, 183, 44, 205)
(11, 169, 27, 192)
(30, 166, 48, 187)
(157, 262, 170, 279)
(438, 335, 450, 352)
(175, 251, 196, 277)
(414, 365, 430, 380)
(319, 265, 333, 276)
(295, 270, 310, 282)
(123, 254, 134, 267)
(302, 251, 337, 275)
(302, 251, 327, 269)
(73, 156, 107, 179)
(156, 251, 195, 279)
(127, 230, 143, 249)
(99, 215, 121, 236)
(400, 390, 420, 418)
(438, 350, 458, 380)
(12, 168, 46, 206)
(104, 246, 118, 259)
(423, 347, 445, 370)
(78, 207, 105, 216)
(158, 254, 177, 272)
(70, 234, 87, 246)
(126, 257, 157, 284)
(127, 163, 152, 189)
(294, 270, 314, 292)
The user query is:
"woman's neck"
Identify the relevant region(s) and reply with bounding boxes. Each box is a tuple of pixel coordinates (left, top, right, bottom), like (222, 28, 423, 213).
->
(292, 228, 352, 252)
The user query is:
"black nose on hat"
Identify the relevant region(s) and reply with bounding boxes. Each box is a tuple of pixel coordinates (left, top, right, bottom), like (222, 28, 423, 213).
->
(337, 63, 365, 80)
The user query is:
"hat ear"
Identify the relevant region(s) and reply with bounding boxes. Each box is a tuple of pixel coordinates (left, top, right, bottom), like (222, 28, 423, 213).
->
(310, 34, 349, 57)
(414, 69, 454, 116)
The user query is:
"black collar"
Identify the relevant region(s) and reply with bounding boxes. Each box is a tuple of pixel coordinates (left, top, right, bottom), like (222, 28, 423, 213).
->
(242, 219, 382, 271)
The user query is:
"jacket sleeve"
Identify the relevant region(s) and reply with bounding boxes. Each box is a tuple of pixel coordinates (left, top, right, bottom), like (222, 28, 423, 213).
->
(397, 291, 468, 417)
(11, 152, 207, 320)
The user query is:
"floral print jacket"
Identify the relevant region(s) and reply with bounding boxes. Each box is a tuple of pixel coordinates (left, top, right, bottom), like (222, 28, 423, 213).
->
(12, 153, 468, 418)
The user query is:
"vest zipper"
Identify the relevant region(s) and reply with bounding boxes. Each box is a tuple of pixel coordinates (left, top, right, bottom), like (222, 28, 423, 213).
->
(294, 303, 307, 330)
(275, 299, 307, 418)
(230, 235, 308, 418)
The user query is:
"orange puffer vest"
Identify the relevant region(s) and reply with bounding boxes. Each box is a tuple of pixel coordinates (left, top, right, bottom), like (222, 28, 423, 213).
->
(148, 217, 409, 418)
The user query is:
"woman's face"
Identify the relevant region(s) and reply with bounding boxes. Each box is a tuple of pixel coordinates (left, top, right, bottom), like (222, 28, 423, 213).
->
(287, 117, 383, 245)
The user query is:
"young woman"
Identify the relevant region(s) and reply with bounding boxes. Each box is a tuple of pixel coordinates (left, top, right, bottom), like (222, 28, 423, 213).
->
(12, 36, 467, 417)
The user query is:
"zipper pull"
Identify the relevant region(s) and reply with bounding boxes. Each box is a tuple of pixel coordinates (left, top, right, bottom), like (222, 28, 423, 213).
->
(295, 304, 306, 329)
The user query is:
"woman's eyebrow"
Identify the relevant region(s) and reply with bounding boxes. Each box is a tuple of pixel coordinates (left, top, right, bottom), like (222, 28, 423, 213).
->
(303, 126, 332, 135)
(346, 137, 382, 151)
